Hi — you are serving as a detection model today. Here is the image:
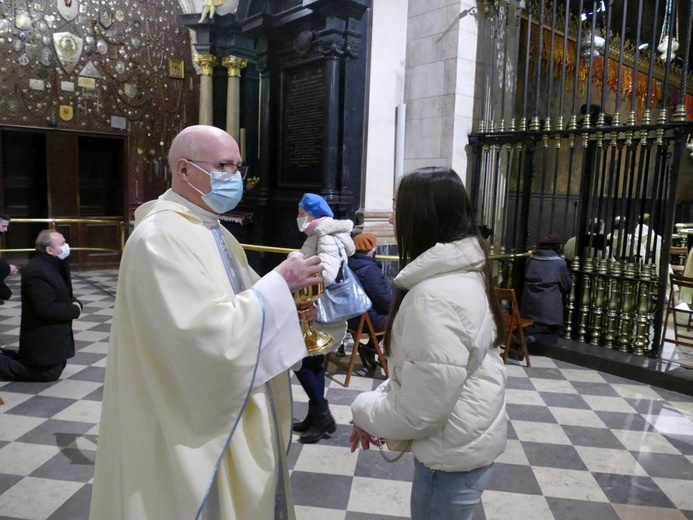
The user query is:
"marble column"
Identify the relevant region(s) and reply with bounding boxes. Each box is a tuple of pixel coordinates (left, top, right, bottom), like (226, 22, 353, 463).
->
(361, 0, 408, 244)
(222, 55, 248, 140)
(193, 53, 218, 125)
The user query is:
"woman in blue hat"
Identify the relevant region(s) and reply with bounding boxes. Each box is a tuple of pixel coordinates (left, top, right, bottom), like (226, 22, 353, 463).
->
(292, 193, 355, 444)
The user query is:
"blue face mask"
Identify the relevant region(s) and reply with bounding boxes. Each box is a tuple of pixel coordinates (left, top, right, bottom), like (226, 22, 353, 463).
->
(187, 164, 244, 214)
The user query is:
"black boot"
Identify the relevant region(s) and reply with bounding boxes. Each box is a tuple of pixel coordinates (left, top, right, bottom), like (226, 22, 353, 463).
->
(293, 403, 317, 433)
(299, 400, 336, 444)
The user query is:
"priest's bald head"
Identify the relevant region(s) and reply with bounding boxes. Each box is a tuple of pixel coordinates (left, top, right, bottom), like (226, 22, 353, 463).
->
(168, 125, 243, 214)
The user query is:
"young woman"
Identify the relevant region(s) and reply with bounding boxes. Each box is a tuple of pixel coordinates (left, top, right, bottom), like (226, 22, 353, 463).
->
(349, 167, 507, 520)
(293, 193, 355, 444)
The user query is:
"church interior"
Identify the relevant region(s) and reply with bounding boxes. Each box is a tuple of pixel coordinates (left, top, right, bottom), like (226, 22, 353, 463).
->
(1, 0, 693, 519)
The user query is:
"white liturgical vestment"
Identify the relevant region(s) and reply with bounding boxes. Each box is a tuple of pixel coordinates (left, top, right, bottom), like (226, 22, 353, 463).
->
(90, 189, 307, 520)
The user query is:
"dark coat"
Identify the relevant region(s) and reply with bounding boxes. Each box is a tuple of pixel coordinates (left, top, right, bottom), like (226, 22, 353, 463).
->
(0, 258, 11, 300)
(18, 253, 81, 366)
(521, 249, 572, 326)
(347, 252, 392, 332)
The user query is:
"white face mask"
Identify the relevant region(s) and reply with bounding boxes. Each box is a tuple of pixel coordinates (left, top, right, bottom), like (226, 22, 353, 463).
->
(297, 216, 310, 232)
(58, 242, 70, 260)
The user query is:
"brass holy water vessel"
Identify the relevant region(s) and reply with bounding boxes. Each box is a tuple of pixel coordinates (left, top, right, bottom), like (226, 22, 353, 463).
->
(293, 276, 334, 356)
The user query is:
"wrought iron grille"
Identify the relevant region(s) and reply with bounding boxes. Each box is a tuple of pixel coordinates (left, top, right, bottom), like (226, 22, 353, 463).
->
(470, 0, 693, 356)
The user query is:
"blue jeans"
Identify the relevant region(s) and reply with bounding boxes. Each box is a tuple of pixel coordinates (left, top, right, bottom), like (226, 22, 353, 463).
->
(410, 459, 494, 520)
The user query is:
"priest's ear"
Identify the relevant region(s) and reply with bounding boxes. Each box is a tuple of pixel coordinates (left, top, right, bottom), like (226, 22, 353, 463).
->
(177, 158, 190, 178)
(170, 158, 194, 193)
(174, 158, 199, 187)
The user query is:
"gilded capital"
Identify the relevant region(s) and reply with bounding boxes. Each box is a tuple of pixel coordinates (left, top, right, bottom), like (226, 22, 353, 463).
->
(222, 55, 248, 77)
(194, 54, 218, 76)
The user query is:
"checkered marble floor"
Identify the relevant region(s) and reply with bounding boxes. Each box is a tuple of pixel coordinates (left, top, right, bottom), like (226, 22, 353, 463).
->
(1, 269, 693, 520)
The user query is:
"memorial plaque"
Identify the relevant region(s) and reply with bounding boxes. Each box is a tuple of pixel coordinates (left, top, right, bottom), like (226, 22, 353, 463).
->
(282, 63, 325, 184)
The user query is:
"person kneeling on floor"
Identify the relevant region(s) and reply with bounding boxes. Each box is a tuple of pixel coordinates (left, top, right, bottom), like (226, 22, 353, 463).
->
(0, 229, 81, 382)
(520, 234, 571, 352)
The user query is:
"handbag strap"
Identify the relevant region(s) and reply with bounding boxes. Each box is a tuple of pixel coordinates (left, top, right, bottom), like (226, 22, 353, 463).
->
(330, 236, 348, 283)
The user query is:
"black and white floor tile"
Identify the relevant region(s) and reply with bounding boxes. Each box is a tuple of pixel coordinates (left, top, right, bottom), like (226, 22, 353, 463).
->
(1, 269, 692, 520)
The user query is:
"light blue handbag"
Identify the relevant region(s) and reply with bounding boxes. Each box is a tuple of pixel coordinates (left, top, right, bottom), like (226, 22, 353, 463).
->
(316, 239, 372, 324)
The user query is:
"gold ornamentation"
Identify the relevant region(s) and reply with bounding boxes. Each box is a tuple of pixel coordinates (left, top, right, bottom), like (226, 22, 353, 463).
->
(617, 262, 636, 352)
(578, 258, 593, 343)
(603, 261, 622, 349)
(59, 105, 73, 121)
(655, 109, 667, 145)
(222, 55, 248, 78)
(589, 260, 607, 346)
(562, 256, 579, 339)
(632, 264, 650, 356)
(168, 58, 185, 79)
(245, 177, 260, 191)
(193, 54, 218, 76)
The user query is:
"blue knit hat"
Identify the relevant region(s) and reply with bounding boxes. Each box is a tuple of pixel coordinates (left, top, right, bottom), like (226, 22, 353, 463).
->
(299, 193, 334, 218)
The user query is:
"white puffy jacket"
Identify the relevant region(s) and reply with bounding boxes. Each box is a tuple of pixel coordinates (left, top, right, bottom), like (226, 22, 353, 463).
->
(299, 217, 355, 347)
(351, 237, 507, 472)
(299, 217, 355, 286)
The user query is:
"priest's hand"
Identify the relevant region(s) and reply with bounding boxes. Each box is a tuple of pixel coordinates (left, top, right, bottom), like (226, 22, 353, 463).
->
(275, 254, 324, 293)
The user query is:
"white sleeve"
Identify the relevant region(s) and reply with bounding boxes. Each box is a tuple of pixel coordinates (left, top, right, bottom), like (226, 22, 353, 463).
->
(251, 271, 308, 387)
(351, 296, 472, 439)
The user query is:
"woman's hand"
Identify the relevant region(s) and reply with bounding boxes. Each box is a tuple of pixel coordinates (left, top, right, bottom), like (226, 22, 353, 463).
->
(297, 303, 318, 325)
(349, 420, 378, 453)
(304, 304, 318, 325)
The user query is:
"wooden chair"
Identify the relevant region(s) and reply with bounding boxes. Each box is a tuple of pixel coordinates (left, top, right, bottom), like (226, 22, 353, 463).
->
(670, 246, 688, 274)
(324, 312, 388, 387)
(661, 273, 693, 350)
(495, 288, 532, 367)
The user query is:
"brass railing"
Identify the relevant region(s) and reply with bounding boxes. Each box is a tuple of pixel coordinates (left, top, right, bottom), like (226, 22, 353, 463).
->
(1, 217, 127, 255)
(2, 218, 534, 263)
(240, 243, 531, 264)
(0, 219, 532, 276)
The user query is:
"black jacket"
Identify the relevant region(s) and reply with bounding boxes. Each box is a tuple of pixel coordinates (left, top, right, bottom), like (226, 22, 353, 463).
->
(348, 252, 392, 332)
(521, 249, 572, 326)
(0, 258, 11, 300)
(18, 253, 81, 366)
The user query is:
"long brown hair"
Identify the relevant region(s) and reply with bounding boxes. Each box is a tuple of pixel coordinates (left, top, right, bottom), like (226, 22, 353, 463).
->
(383, 167, 505, 355)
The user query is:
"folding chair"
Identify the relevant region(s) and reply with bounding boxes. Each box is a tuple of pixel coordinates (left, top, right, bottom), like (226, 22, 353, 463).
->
(495, 288, 532, 367)
(661, 273, 693, 350)
(324, 312, 388, 387)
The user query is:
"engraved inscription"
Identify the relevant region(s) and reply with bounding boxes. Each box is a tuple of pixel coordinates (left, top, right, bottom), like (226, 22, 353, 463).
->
(283, 65, 325, 178)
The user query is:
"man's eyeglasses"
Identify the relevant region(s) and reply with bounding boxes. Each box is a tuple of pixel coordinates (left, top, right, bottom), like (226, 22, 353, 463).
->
(185, 159, 249, 180)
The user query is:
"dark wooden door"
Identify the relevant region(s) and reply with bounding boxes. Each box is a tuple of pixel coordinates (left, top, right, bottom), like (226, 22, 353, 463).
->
(0, 127, 126, 267)
(0, 129, 48, 262)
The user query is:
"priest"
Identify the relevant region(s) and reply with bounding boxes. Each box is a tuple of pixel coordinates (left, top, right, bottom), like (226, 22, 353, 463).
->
(90, 125, 323, 520)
